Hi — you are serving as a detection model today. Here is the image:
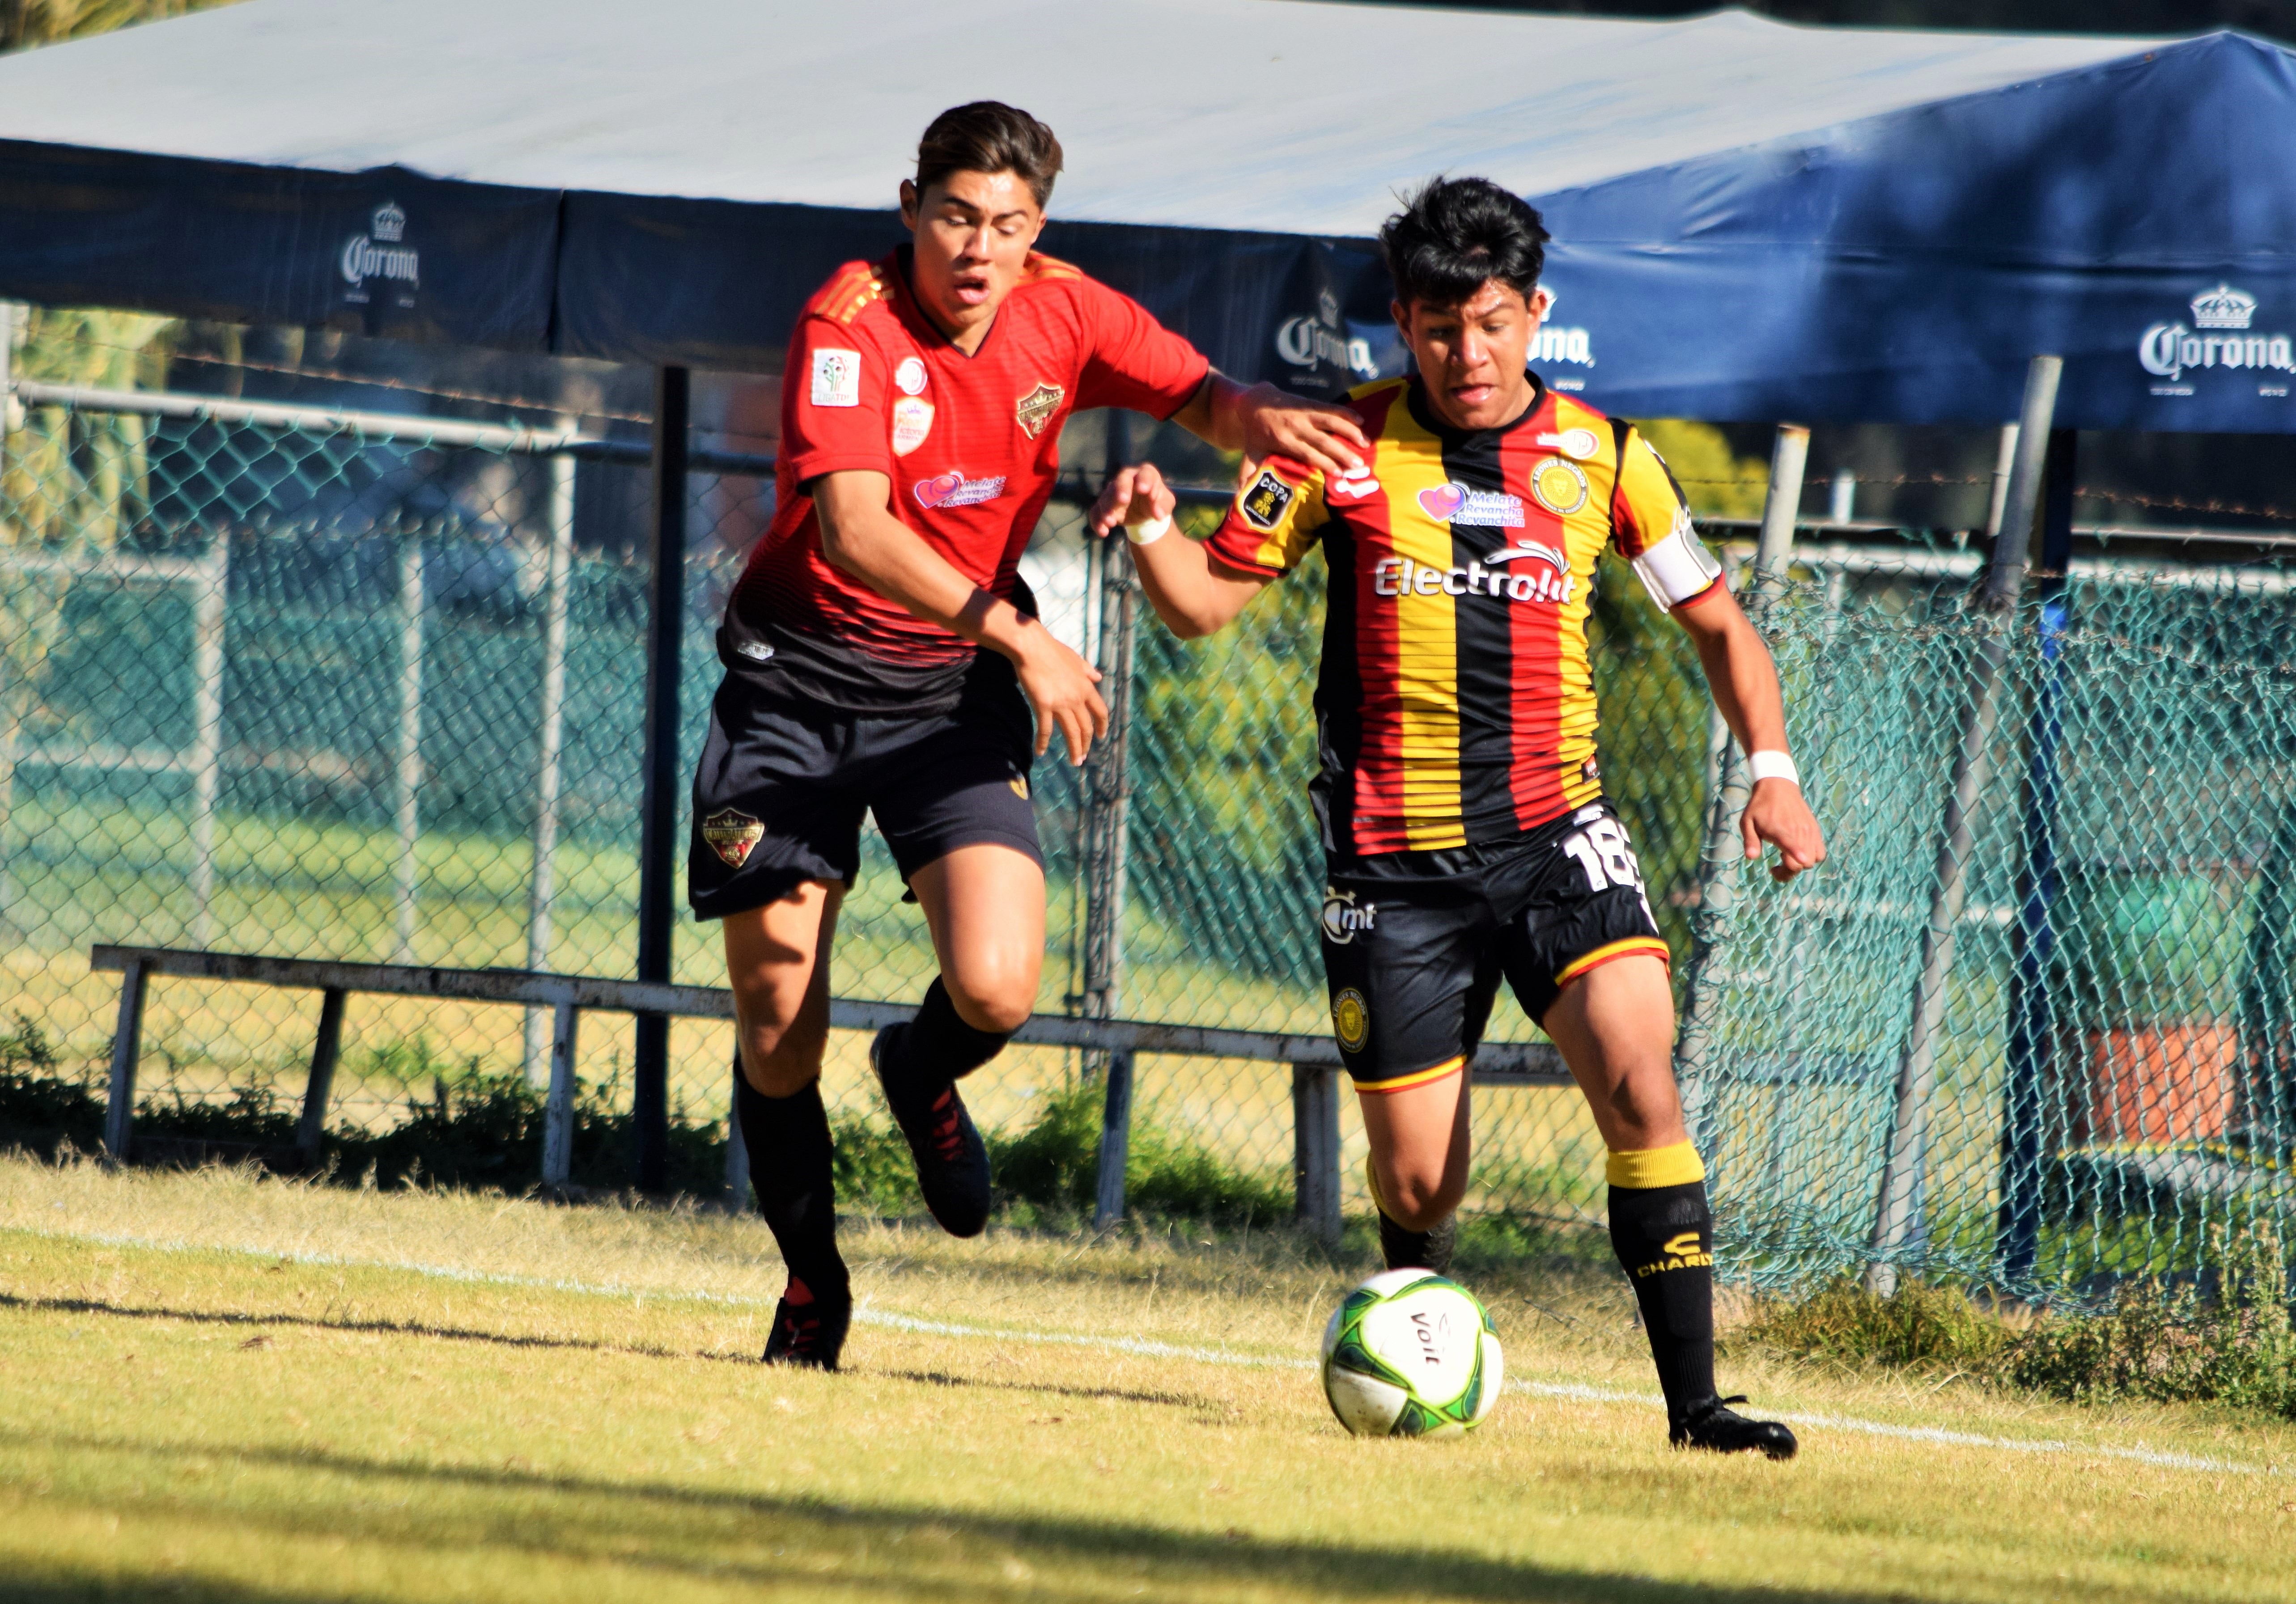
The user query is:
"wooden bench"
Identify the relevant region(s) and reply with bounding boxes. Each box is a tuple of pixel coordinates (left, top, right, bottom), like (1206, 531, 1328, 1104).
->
(89, 944, 1571, 1239)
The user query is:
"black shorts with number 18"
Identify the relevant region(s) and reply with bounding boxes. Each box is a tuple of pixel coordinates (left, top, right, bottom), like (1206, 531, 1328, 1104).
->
(1319, 801, 1669, 1093)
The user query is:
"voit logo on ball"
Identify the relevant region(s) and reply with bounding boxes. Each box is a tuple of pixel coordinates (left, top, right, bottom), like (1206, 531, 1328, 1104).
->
(2138, 284, 2294, 398)
(340, 201, 420, 310)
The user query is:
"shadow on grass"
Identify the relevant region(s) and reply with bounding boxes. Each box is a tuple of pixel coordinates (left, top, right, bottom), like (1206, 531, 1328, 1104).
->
(871, 1366, 1223, 1412)
(0, 1291, 741, 1365)
(7, 1428, 1959, 1604)
(4, 1292, 1227, 1411)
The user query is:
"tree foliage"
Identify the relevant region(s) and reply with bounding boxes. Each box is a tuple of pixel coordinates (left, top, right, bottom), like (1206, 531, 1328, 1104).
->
(0, 0, 239, 53)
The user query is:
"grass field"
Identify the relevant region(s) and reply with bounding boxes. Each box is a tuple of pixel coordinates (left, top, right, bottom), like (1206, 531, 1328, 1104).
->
(4, 1156, 2294, 1603)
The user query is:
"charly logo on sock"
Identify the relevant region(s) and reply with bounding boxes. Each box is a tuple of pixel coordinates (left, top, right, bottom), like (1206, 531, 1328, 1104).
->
(1634, 1231, 1715, 1276)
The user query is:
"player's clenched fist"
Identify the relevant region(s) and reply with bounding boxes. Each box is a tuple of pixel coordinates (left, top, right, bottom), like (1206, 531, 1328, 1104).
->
(1089, 461, 1177, 538)
(1742, 776, 1827, 883)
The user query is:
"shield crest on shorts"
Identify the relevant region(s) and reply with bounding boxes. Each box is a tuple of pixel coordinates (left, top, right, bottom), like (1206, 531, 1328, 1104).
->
(703, 808, 764, 868)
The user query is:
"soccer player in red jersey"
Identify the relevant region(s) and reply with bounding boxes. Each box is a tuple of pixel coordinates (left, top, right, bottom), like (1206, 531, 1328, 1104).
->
(1095, 178, 1825, 1456)
(691, 102, 1366, 1370)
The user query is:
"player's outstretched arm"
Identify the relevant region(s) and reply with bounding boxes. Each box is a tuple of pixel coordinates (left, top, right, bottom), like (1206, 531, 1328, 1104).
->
(1168, 375, 1368, 480)
(1670, 588, 1827, 883)
(814, 470, 1108, 763)
(1086, 463, 1269, 639)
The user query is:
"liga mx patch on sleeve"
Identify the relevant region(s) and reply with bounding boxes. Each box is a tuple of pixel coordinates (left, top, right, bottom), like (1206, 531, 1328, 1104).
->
(1240, 469, 1295, 529)
(811, 348, 862, 407)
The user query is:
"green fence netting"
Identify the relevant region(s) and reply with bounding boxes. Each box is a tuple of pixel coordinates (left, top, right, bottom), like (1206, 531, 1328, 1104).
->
(3, 381, 2290, 1301)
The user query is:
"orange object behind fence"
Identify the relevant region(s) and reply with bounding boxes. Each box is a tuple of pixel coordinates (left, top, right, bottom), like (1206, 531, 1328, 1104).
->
(2063, 1024, 2240, 1146)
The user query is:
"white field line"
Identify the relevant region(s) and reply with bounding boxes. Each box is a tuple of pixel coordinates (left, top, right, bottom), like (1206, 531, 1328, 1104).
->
(13, 1225, 2291, 1480)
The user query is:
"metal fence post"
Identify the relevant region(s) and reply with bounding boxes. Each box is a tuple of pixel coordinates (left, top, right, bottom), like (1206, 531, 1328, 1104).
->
(1082, 460, 1139, 1216)
(541, 999, 581, 1187)
(1993, 427, 2079, 1287)
(187, 534, 228, 946)
(391, 531, 425, 965)
(1081, 427, 1137, 1036)
(523, 439, 576, 1085)
(1673, 423, 1806, 1144)
(297, 987, 346, 1168)
(724, 1070, 751, 1210)
(103, 956, 152, 1162)
(1864, 354, 2061, 1295)
(0, 302, 17, 934)
(1093, 1048, 1135, 1230)
(632, 365, 689, 1193)
(1293, 1062, 1341, 1246)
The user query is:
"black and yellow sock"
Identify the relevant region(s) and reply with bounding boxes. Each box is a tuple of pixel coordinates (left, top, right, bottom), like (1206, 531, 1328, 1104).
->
(733, 1058, 848, 1303)
(1605, 1141, 1716, 1419)
(892, 977, 1011, 1086)
(1366, 1155, 1456, 1275)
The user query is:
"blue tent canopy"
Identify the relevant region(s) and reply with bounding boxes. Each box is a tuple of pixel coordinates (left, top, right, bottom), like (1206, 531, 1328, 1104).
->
(0, 0, 2287, 430)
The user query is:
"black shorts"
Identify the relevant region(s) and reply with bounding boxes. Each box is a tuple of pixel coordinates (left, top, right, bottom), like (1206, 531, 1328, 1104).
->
(1320, 801, 1668, 1093)
(686, 656, 1040, 921)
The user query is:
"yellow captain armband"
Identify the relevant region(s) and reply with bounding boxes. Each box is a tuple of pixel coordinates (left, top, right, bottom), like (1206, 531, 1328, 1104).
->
(1605, 1141, 1707, 1189)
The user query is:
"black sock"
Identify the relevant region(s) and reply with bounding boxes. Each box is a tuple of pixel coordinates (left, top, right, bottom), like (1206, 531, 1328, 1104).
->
(894, 977, 1010, 1084)
(1608, 1178, 1717, 1418)
(734, 1061, 848, 1302)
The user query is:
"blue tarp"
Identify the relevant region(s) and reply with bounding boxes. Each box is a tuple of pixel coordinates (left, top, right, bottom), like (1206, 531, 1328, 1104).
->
(0, 0, 2288, 429)
(1529, 30, 2296, 432)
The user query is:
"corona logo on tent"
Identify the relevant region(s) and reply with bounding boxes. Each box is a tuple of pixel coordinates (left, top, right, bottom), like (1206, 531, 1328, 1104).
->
(340, 200, 421, 309)
(2138, 283, 2293, 390)
(1276, 287, 1378, 381)
(1527, 289, 1595, 392)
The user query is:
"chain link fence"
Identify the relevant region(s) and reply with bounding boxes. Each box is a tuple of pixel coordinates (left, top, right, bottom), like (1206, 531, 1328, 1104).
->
(1699, 557, 2296, 1299)
(4, 333, 2292, 1300)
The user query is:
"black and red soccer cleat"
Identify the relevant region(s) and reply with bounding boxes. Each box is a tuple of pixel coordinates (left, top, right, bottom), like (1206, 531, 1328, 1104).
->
(761, 1277, 851, 1371)
(1670, 1395, 1798, 1459)
(871, 1024, 992, 1238)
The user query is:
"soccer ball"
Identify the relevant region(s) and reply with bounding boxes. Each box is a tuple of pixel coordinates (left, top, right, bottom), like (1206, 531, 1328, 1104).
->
(1320, 1269, 1504, 1438)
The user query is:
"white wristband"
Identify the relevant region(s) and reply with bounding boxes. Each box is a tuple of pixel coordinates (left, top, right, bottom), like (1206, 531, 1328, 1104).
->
(1126, 513, 1172, 546)
(1747, 750, 1800, 787)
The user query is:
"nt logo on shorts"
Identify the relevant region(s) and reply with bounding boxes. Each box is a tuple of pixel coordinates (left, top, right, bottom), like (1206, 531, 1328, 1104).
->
(703, 808, 765, 868)
(1321, 888, 1375, 944)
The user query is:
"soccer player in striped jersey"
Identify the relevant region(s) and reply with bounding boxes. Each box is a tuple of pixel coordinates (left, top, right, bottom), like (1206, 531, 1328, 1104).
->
(1094, 178, 1825, 1457)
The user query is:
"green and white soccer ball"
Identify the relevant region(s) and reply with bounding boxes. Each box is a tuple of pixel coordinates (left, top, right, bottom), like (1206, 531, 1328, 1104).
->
(1320, 1270, 1504, 1438)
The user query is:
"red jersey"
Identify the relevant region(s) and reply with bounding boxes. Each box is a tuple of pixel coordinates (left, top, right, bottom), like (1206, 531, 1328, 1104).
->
(729, 248, 1208, 703)
(1206, 377, 1709, 856)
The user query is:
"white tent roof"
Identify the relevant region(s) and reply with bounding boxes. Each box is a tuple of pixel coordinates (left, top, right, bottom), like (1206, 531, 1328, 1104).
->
(0, 0, 2168, 237)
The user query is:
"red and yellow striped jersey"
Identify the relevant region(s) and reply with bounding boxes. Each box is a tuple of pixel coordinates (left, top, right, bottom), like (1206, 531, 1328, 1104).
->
(1206, 376, 1713, 856)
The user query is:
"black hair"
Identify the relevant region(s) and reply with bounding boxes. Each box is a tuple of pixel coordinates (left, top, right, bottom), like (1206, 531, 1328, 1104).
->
(916, 102, 1064, 208)
(1380, 177, 1550, 310)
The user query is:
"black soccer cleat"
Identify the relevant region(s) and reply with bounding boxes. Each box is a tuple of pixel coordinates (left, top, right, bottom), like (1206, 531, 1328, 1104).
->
(761, 1278, 851, 1371)
(871, 1023, 992, 1239)
(1670, 1395, 1798, 1460)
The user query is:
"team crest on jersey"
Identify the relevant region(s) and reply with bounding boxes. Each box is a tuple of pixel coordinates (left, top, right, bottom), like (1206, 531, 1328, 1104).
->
(1014, 381, 1065, 438)
(703, 808, 765, 868)
(1530, 457, 1591, 516)
(1240, 469, 1295, 529)
(891, 397, 934, 456)
(1333, 987, 1370, 1053)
